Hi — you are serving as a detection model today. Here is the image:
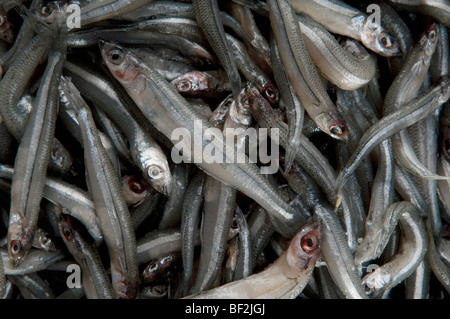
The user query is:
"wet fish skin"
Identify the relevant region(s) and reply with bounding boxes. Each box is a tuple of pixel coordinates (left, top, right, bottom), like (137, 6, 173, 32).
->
(58, 213, 114, 299)
(100, 40, 304, 239)
(59, 76, 139, 299)
(289, 0, 401, 57)
(335, 77, 450, 203)
(269, 0, 349, 141)
(192, 0, 241, 100)
(7, 50, 64, 265)
(64, 61, 173, 196)
(185, 221, 322, 299)
(362, 202, 428, 298)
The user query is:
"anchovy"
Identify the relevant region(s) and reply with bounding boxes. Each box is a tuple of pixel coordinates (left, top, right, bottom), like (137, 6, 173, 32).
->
(289, 0, 401, 56)
(384, 24, 441, 180)
(269, 0, 349, 140)
(298, 14, 376, 90)
(185, 221, 322, 299)
(362, 202, 428, 298)
(59, 76, 138, 299)
(192, 0, 241, 101)
(336, 78, 450, 204)
(64, 61, 173, 195)
(100, 40, 304, 238)
(58, 214, 114, 299)
(7, 50, 64, 264)
(270, 38, 304, 172)
(1, 0, 449, 301)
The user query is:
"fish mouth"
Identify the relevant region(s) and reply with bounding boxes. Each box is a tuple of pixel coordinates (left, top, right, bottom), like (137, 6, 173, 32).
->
(159, 185, 171, 197)
(154, 176, 172, 197)
(0, 30, 13, 43)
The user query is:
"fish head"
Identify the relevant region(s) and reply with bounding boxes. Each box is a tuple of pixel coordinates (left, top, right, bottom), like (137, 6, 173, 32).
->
(170, 71, 217, 96)
(230, 83, 258, 126)
(148, 284, 168, 298)
(143, 254, 178, 283)
(8, 239, 25, 266)
(100, 40, 147, 94)
(143, 260, 164, 283)
(241, 83, 267, 113)
(137, 147, 172, 196)
(218, 94, 234, 110)
(59, 213, 84, 250)
(7, 214, 34, 265)
(419, 23, 439, 58)
(146, 163, 172, 196)
(34, 0, 70, 23)
(0, 9, 13, 43)
(362, 20, 401, 57)
(361, 267, 391, 297)
(121, 175, 153, 207)
(140, 284, 168, 299)
(115, 279, 138, 299)
(315, 111, 349, 141)
(286, 220, 322, 271)
(261, 82, 279, 105)
(50, 141, 75, 177)
(209, 94, 233, 128)
(36, 230, 57, 252)
(134, 135, 172, 197)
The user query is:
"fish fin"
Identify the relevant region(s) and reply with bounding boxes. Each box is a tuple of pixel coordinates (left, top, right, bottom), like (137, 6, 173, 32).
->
(284, 143, 301, 174)
(334, 193, 342, 212)
(334, 173, 346, 211)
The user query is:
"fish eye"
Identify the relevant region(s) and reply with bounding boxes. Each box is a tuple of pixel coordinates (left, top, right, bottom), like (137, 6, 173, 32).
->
(264, 87, 276, 101)
(149, 262, 159, 272)
(428, 29, 437, 42)
(130, 180, 144, 194)
(108, 48, 124, 65)
(148, 165, 163, 180)
(379, 33, 392, 48)
(224, 98, 233, 107)
(300, 233, 318, 253)
(0, 16, 4, 26)
(62, 227, 73, 240)
(176, 79, 192, 92)
(40, 3, 55, 17)
(152, 285, 166, 295)
(329, 124, 346, 136)
(231, 217, 238, 229)
(10, 240, 23, 256)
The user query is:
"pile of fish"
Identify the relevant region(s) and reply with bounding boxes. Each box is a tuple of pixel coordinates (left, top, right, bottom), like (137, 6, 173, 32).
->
(0, 0, 448, 299)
